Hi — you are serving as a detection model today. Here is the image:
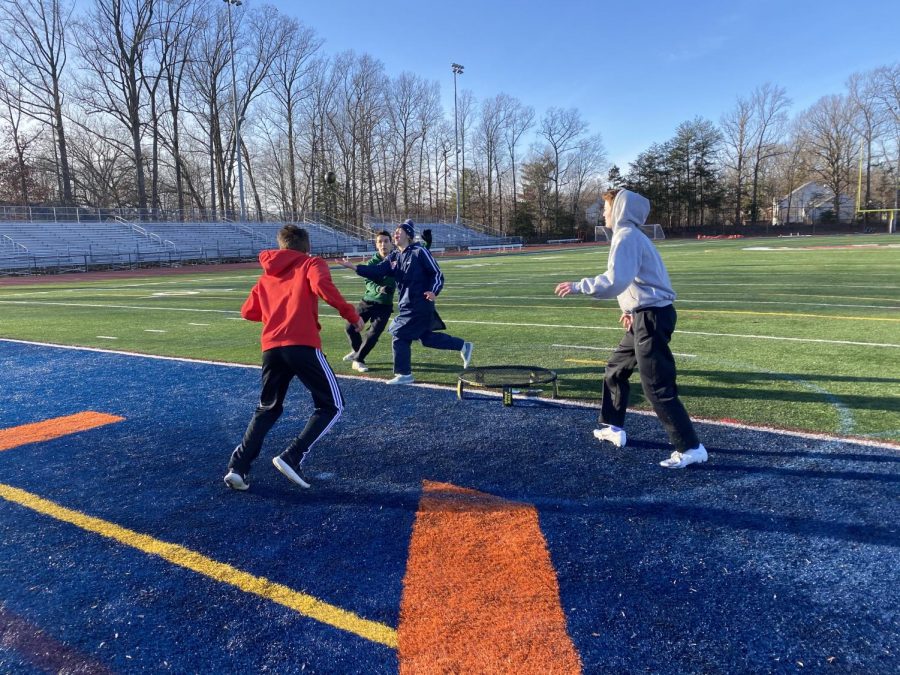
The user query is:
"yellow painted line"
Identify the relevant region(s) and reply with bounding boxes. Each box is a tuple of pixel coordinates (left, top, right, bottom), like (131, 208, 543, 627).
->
(0, 483, 398, 649)
(0, 412, 124, 452)
(565, 358, 606, 365)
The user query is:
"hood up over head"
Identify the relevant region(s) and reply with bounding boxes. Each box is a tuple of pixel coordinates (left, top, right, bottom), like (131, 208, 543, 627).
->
(609, 189, 650, 231)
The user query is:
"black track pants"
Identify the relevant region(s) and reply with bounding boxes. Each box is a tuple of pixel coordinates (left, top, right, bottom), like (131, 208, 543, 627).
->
(599, 304, 699, 452)
(229, 345, 344, 473)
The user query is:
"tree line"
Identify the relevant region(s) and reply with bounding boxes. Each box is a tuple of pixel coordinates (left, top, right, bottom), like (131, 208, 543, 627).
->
(0, 0, 897, 238)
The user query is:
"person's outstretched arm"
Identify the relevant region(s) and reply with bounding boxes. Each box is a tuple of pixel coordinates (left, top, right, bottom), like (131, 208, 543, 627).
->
(309, 259, 363, 330)
(555, 235, 638, 299)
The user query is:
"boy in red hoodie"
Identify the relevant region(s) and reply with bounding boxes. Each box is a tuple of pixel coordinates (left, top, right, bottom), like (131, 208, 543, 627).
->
(224, 225, 363, 491)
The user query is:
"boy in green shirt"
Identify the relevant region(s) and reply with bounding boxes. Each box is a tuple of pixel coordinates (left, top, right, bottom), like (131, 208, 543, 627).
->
(342, 231, 396, 372)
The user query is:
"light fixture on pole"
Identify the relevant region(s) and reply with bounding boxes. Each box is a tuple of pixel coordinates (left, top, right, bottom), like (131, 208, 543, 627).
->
(224, 0, 246, 221)
(451, 62, 463, 224)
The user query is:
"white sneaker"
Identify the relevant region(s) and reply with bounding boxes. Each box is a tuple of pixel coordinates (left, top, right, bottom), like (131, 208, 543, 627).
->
(351, 360, 369, 373)
(593, 425, 627, 447)
(386, 374, 414, 385)
(223, 469, 249, 491)
(660, 444, 708, 469)
(460, 341, 474, 368)
(342, 351, 356, 362)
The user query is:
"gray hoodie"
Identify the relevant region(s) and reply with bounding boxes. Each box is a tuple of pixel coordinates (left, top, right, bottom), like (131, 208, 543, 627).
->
(571, 189, 675, 313)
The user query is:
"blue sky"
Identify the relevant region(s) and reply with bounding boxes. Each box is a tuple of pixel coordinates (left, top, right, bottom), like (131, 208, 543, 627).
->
(268, 0, 900, 170)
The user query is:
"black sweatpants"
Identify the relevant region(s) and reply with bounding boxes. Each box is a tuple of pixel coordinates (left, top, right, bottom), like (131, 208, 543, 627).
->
(229, 345, 344, 474)
(599, 304, 699, 452)
(345, 300, 392, 363)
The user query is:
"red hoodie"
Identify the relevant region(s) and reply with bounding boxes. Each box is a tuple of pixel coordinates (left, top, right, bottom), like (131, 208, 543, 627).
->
(241, 249, 361, 351)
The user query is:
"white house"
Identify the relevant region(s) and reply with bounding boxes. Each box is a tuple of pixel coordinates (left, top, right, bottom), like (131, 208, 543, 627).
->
(772, 182, 856, 225)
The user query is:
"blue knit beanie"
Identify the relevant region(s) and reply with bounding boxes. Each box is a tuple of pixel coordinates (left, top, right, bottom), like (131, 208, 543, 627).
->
(398, 219, 415, 239)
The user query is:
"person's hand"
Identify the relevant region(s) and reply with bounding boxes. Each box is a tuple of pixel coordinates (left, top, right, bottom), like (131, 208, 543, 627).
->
(424, 291, 436, 301)
(619, 313, 633, 332)
(352, 317, 365, 332)
(337, 258, 355, 269)
(555, 282, 575, 297)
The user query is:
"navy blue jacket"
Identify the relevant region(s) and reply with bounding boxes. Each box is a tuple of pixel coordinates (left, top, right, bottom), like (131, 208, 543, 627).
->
(355, 243, 444, 340)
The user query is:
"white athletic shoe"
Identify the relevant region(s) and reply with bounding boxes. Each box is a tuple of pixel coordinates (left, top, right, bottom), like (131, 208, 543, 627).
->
(593, 425, 627, 448)
(223, 469, 249, 491)
(386, 374, 414, 385)
(351, 361, 369, 373)
(660, 444, 708, 469)
(272, 455, 311, 488)
(342, 351, 357, 362)
(460, 342, 474, 368)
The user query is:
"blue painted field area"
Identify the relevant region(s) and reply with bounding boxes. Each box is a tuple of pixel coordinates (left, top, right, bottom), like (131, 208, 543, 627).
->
(0, 339, 897, 673)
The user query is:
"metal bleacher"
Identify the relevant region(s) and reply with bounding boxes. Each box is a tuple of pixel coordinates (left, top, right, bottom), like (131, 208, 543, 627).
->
(0, 219, 370, 275)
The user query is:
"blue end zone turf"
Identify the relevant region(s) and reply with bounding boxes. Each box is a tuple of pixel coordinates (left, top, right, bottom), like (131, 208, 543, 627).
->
(0, 340, 897, 672)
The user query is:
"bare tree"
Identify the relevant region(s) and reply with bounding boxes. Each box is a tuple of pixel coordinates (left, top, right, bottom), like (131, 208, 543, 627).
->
(457, 89, 475, 219)
(720, 95, 753, 225)
(567, 132, 607, 223)
(539, 107, 587, 228)
(847, 70, 888, 224)
(187, 7, 229, 217)
(0, 75, 41, 203)
(77, 0, 157, 212)
(158, 0, 202, 216)
(871, 64, 900, 226)
(266, 16, 321, 221)
(414, 79, 440, 214)
(0, 0, 74, 204)
(386, 71, 426, 213)
(475, 93, 512, 228)
(748, 83, 790, 223)
(799, 94, 858, 222)
(504, 99, 534, 229)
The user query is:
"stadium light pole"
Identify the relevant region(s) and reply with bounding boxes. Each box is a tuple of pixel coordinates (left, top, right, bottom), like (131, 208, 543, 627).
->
(452, 63, 464, 224)
(224, 0, 246, 222)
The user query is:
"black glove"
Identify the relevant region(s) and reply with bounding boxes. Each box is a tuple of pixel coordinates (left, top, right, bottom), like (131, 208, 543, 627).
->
(422, 229, 433, 248)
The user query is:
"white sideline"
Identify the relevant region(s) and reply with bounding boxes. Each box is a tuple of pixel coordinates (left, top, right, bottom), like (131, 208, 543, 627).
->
(2, 299, 898, 349)
(1, 337, 897, 452)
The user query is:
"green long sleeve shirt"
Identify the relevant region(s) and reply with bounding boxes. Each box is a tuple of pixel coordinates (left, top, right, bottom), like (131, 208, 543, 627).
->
(361, 253, 396, 305)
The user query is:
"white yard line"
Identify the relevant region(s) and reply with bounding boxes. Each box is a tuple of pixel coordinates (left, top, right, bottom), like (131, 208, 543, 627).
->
(1, 337, 896, 450)
(0, 300, 239, 315)
(448, 294, 900, 310)
(3, 300, 898, 349)
(414, 317, 900, 348)
(188, 323, 210, 326)
(95, 336, 118, 340)
(144, 329, 167, 333)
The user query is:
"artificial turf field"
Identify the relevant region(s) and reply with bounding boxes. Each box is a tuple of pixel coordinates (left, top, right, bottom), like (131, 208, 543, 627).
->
(0, 234, 898, 672)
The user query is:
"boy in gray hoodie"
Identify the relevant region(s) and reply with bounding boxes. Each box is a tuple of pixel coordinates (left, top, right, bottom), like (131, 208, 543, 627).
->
(555, 189, 707, 469)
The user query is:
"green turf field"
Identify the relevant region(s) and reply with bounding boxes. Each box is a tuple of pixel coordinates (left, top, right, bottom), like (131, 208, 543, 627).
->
(1, 234, 898, 442)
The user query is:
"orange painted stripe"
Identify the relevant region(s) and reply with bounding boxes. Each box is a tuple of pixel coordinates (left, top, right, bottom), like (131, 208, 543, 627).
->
(0, 412, 124, 452)
(398, 480, 581, 674)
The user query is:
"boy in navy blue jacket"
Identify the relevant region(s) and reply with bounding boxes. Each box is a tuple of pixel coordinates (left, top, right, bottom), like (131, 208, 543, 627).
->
(339, 219, 472, 384)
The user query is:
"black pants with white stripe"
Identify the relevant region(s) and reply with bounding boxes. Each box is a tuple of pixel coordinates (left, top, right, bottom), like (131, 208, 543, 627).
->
(599, 304, 699, 452)
(229, 345, 344, 474)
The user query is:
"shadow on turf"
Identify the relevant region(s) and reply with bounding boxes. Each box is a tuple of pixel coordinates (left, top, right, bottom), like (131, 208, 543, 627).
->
(688, 369, 900, 386)
(712, 446, 900, 463)
(678, 383, 897, 410)
(237, 474, 900, 549)
(701, 463, 900, 484)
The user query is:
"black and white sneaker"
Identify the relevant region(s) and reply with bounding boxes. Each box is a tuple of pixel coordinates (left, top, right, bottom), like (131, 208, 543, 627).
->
(272, 454, 311, 488)
(224, 469, 249, 491)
